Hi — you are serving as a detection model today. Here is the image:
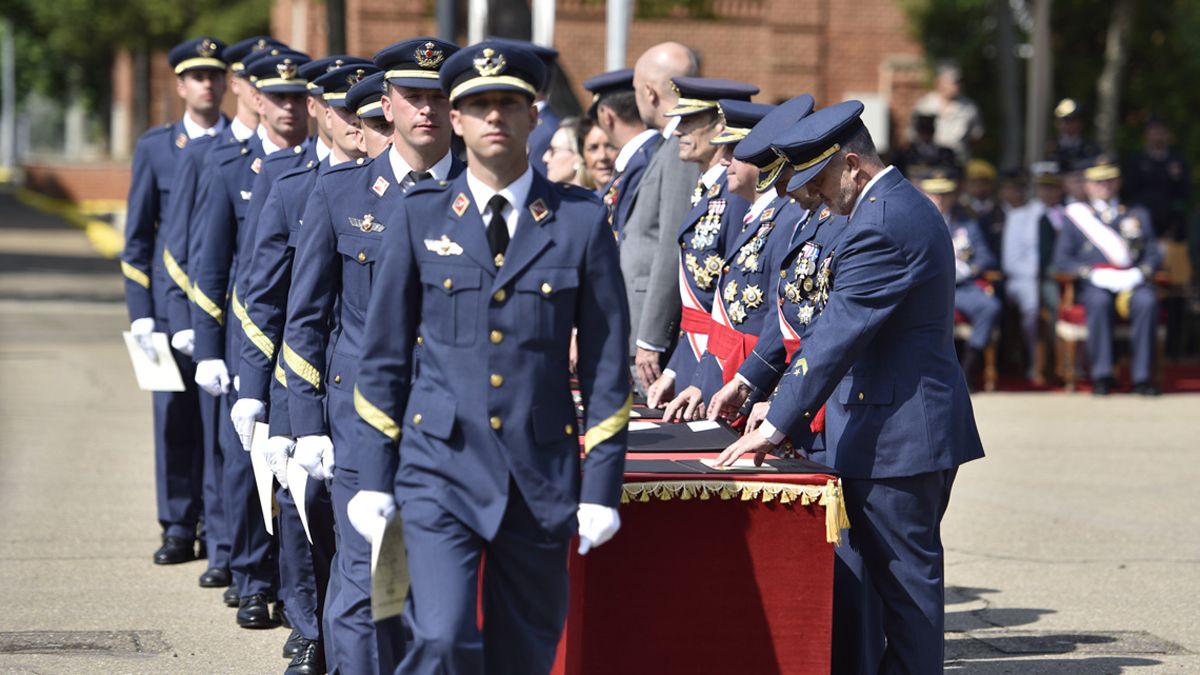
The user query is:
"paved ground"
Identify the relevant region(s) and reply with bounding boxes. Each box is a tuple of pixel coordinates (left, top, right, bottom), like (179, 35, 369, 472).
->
(0, 191, 1196, 673)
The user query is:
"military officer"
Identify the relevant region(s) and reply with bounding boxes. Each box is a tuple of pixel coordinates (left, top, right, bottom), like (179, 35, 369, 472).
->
(345, 40, 630, 674)
(661, 98, 778, 420)
(299, 55, 374, 167)
(347, 71, 395, 157)
(159, 36, 285, 598)
(918, 167, 1002, 385)
(191, 50, 312, 629)
(1053, 157, 1161, 396)
(282, 37, 460, 675)
(960, 159, 1003, 258)
(1049, 98, 1100, 172)
(120, 36, 227, 567)
(488, 38, 563, 175)
(717, 101, 985, 674)
(583, 68, 663, 239)
(644, 76, 757, 407)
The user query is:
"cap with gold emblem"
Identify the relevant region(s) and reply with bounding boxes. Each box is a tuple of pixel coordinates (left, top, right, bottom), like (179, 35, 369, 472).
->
(915, 166, 960, 195)
(224, 36, 287, 76)
(300, 55, 372, 95)
(712, 99, 776, 147)
(248, 52, 312, 94)
(374, 37, 460, 90)
(439, 40, 546, 104)
(664, 77, 758, 118)
(732, 94, 815, 191)
(346, 71, 389, 119)
(1083, 155, 1121, 182)
(311, 63, 381, 108)
(168, 37, 227, 76)
(773, 99, 867, 192)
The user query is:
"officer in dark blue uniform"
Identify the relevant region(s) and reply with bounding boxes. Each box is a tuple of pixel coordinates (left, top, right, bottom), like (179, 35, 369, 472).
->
(661, 98, 777, 419)
(717, 101, 985, 674)
(298, 55, 374, 168)
(121, 36, 227, 567)
(191, 50, 313, 629)
(583, 68, 663, 239)
(348, 71, 394, 157)
(916, 167, 1002, 384)
(644, 77, 757, 407)
(158, 36, 287, 597)
(1054, 157, 1162, 395)
(282, 38, 460, 675)
(345, 40, 630, 674)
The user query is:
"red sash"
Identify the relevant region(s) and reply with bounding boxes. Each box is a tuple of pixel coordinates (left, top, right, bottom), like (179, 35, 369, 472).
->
(782, 335, 825, 434)
(680, 306, 713, 336)
(708, 321, 758, 384)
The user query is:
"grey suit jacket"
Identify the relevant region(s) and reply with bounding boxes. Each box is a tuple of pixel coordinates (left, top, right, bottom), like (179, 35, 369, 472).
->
(619, 135, 699, 352)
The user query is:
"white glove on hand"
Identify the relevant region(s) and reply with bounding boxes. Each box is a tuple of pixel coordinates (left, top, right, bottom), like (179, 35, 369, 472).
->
(1114, 267, 1145, 291)
(293, 434, 335, 480)
(577, 503, 621, 555)
(194, 359, 231, 396)
(347, 490, 396, 544)
(261, 436, 294, 489)
(230, 398, 266, 450)
(170, 329, 195, 356)
(954, 259, 972, 284)
(130, 318, 158, 363)
(1089, 267, 1122, 292)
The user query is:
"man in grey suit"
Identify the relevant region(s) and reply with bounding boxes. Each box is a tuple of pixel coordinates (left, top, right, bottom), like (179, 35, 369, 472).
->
(624, 42, 702, 392)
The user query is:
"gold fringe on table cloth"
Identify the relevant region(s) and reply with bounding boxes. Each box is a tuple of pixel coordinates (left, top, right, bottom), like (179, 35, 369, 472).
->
(620, 479, 850, 546)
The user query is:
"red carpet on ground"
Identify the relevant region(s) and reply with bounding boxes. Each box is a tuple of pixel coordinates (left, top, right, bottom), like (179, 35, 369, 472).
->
(991, 364, 1200, 394)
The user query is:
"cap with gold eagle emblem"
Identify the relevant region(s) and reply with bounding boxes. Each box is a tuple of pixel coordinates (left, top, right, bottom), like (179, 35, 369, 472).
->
(300, 55, 372, 95)
(311, 63, 382, 107)
(439, 40, 545, 104)
(224, 36, 287, 76)
(248, 52, 312, 94)
(374, 37, 460, 90)
(168, 37, 227, 76)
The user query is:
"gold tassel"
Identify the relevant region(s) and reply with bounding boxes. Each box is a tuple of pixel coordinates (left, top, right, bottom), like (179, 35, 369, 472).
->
(1115, 289, 1133, 320)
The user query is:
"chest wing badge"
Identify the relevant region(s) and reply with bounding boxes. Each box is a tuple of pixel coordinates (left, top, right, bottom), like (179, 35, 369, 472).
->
(240, 190, 253, 201)
(349, 213, 385, 234)
(424, 235, 464, 256)
(372, 176, 389, 197)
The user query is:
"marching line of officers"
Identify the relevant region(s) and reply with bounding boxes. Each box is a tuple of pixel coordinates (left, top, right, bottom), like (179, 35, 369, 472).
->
(121, 28, 1156, 675)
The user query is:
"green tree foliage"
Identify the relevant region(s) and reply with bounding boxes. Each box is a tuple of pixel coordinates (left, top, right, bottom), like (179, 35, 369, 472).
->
(902, 0, 1200, 176)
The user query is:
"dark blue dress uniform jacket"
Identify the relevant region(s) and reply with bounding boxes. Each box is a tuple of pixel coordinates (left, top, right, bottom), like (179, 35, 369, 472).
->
(352, 171, 632, 540)
(190, 135, 267, 367)
(121, 120, 189, 322)
(283, 152, 465, 458)
(237, 156, 326, 439)
(665, 173, 750, 389)
(611, 133, 663, 239)
(765, 169, 985, 479)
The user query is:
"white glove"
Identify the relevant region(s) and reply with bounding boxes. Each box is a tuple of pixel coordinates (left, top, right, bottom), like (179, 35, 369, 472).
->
(233, 375, 240, 393)
(1089, 267, 1123, 292)
(954, 259, 972, 284)
(230, 398, 266, 450)
(293, 434, 335, 480)
(577, 503, 621, 555)
(130, 317, 158, 363)
(194, 359, 231, 396)
(170, 329, 195, 356)
(347, 490, 396, 544)
(260, 436, 294, 489)
(1113, 267, 1145, 291)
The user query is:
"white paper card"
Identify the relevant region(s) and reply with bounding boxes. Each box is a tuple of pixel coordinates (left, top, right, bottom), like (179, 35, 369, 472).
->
(248, 423, 275, 536)
(686, 420, 721, 432)
(628, 421, 660, 432)
(699, 458, 779, 472)
(122, 331, 185, 392)
(286, 460, 313, 545)
(371, 516, 409, 622)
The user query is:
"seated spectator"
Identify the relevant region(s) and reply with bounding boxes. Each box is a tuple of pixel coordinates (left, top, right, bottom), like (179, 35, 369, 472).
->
(919, 167, 1002, 387)
(894, 112, 958, 179)
(1000, 169, 1044, 382)
(961, 159, 1003, 258)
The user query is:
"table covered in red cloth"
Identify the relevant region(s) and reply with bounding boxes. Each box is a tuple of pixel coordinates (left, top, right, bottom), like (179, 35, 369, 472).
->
(550, 452, 846, 675)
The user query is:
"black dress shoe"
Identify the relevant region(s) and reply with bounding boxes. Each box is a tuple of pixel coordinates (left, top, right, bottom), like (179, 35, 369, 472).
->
(284, 639, 325, 675)
(282, 628, 305, 658)
(198, 567, 231, 588)
(1134, 382, 1161, 396)
(153, 537, 196, 565)
(237, 594, 281, 629)
(1092, 377, 1115, 396)
(223, 586, 240, 608)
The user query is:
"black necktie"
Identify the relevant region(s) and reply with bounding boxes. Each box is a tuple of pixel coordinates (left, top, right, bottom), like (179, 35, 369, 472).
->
(486, 195, 510, 267)
(407, 170, 432, 184)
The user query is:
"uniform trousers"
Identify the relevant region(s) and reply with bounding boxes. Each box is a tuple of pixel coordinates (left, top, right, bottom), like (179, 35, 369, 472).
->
(221, 391, 277, 597)
(954, 283, 1002, 352)
(154, 348, 204, 541)
(278, 479, 336, 640)
(199, 388, 230, 566)
(842, 468, 957, 675)
(1080, 282, 1157, 383)
(395, 484, 570, 675)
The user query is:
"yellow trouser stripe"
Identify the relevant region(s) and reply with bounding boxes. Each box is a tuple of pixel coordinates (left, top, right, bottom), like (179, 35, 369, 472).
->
(583, 393, 633, 456)
(121, 261, 150, 288)
(192, 283, 225, 326)
(162, 248, 191, 298)
(283, 342, 321, 390)
(354, 385, 401, 442)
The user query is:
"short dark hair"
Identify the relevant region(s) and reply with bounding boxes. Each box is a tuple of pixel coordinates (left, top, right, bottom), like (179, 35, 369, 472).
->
(597, 90, 639, 123)
(841, 124, 878, 160)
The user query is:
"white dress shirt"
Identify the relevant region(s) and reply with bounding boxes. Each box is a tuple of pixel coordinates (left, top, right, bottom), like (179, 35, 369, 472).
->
(465, 166, 534, 239)
(258, 125, 281, 156)
(231, 117, 255, 142)
(316, 138, 331, 163)
(615, 129, 660, 173)
(182, 112, 224, 139)
(388, 146, 454, 190)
